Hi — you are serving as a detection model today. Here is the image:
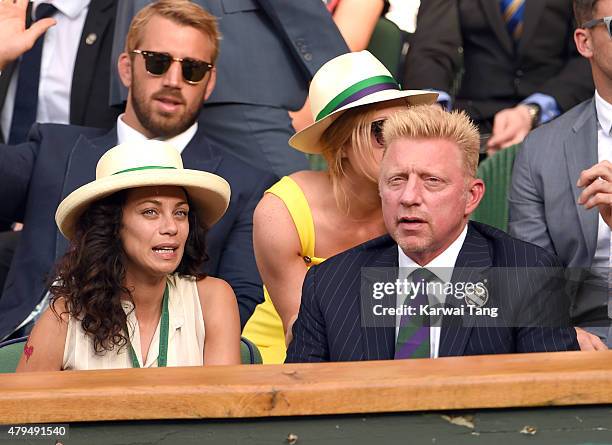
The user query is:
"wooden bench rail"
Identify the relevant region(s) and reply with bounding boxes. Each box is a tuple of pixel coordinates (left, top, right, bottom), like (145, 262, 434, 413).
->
(1, 350, 611, 424)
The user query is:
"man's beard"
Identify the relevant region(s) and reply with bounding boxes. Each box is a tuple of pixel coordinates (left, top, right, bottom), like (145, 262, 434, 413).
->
(131, 83, 202, 139)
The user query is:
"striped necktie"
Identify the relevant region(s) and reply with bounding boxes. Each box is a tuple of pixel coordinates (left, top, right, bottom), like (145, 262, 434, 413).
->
(500, 0, 526, 41)
(394, 268, 434, 359)
(8, 3, 58, 144)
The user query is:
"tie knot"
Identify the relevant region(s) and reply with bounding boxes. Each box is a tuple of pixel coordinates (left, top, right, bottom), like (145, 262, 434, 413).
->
(34, 3, 57, 21)
(410, 268, 435, 285)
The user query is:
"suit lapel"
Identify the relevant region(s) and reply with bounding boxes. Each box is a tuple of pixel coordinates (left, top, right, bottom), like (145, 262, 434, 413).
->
(516, 0, 546, 56)
(479, 0, 514, 55)
(361, 239, 398, 361)
(70, 0, 115, 124)
(564, 100, 599, 265)
(438, 224, 490, 357)
(55, 128, 118, 258)
(180, 129, 222, 173)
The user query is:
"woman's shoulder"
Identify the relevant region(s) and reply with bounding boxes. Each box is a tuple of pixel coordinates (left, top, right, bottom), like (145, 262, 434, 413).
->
(288, 170, 332, 208)
(195, 276, 239, 334)
(195, 276, 235, 303)
(49, 296, 71, 323)
(288, 170, 329, 192)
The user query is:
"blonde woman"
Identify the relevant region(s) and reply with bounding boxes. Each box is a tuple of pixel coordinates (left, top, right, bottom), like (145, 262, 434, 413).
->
(242, 51, 436, 363)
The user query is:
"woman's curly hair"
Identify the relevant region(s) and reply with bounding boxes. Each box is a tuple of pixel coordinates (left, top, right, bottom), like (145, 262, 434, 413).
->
(49, 189, 209, 354)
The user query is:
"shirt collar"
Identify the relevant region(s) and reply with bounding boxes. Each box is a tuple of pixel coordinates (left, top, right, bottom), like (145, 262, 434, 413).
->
(595, 90, 612, 136)
(397, 225, 468, 283)
(116, 114, 198, 154)
(33, 0, 90, 20)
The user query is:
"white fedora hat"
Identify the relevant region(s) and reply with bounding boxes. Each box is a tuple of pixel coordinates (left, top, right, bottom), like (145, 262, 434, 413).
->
(289, 50, 438, 154)
(56, 141, 231, 240)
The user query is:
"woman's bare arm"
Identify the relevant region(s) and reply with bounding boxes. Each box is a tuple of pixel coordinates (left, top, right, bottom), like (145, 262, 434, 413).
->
(16, 299, 68, 372)
(333, 0, 385, 51)
(253, 193, 309, 335)
(198, 277, 241, 365)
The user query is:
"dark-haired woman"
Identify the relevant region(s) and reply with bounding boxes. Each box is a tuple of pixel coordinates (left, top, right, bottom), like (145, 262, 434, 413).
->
(17, 141, 240, 371)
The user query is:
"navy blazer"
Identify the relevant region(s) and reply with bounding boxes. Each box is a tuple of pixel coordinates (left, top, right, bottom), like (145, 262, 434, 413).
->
(0, 123, 275, 339)
(286, 222, 579, 363)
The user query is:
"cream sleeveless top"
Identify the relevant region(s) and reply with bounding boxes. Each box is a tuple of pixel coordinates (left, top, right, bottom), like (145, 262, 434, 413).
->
(62, 274, 205, 370)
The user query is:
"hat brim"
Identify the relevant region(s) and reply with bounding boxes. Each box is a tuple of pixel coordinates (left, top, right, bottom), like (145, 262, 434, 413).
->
(289, 90, 438, 154)
(55, 169, 231, 240)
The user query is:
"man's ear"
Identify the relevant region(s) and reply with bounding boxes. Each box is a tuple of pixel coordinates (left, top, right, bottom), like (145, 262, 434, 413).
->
(575, 28, 594, 58)
(118, 52, 133, 88)
(203, 67, 216, 102)
(465, 178, 485, 216)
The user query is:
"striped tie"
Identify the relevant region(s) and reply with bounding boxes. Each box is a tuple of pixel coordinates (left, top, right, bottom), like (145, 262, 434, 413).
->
(500, 0, 526, 41)
(394, 269, 433, 359)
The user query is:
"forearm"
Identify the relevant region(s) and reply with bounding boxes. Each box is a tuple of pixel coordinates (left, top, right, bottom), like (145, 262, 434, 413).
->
(332, 0, 384, 51)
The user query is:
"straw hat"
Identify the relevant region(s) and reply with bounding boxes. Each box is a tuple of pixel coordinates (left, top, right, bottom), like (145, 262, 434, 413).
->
(56, 141, 231, 240)
(289, 50, 438, 154)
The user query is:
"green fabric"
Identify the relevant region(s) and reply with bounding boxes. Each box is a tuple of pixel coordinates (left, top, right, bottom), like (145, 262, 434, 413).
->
(240, 337, 263, 365)
(471, 144, 520, 232)
(0, 340, 25, 373)
(367, 17, 404, 80)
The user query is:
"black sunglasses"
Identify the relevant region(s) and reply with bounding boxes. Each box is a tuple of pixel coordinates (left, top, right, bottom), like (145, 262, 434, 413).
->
(132, 50, 214, 84)
(371, 119, 386, 146)
(582, 16, 612, 38)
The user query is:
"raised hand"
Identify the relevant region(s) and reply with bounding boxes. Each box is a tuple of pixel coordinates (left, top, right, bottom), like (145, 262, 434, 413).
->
(0, 0, 56, 70)
(577, 160, 612, 229)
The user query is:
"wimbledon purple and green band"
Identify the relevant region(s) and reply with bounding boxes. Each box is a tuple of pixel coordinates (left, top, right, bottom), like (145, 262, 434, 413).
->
(315, 75, 400, 122)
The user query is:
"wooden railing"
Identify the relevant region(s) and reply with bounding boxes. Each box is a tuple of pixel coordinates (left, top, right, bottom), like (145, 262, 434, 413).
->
(1, 350, 611, 424)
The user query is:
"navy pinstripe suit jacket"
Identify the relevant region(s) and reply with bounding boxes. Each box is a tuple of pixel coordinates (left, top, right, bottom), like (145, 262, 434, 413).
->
(286, 221, 579, 363)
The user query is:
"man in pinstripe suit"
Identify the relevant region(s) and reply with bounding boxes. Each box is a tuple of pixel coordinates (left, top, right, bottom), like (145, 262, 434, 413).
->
(286, 106, 578, 363)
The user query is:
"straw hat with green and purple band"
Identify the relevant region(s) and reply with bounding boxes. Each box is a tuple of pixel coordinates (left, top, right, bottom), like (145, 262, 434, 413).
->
(289, 50, 438, 154)
(56, 141, 231, 241)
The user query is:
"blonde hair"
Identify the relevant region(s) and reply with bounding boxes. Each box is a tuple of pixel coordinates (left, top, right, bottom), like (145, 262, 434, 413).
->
(320, 104, 391, 213)
(126, 0, 221, 63)
(382, 105, 480, 177)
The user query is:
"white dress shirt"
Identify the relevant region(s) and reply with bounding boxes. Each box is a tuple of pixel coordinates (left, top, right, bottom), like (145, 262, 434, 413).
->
(1, 1, 90, 140)
(396, 225, 468, 358)
(116, 114, 198, 154)
(592, 90, 612, 272)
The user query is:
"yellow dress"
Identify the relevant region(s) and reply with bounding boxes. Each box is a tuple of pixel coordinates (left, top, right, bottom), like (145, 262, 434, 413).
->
(242, 176, 325, 364)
